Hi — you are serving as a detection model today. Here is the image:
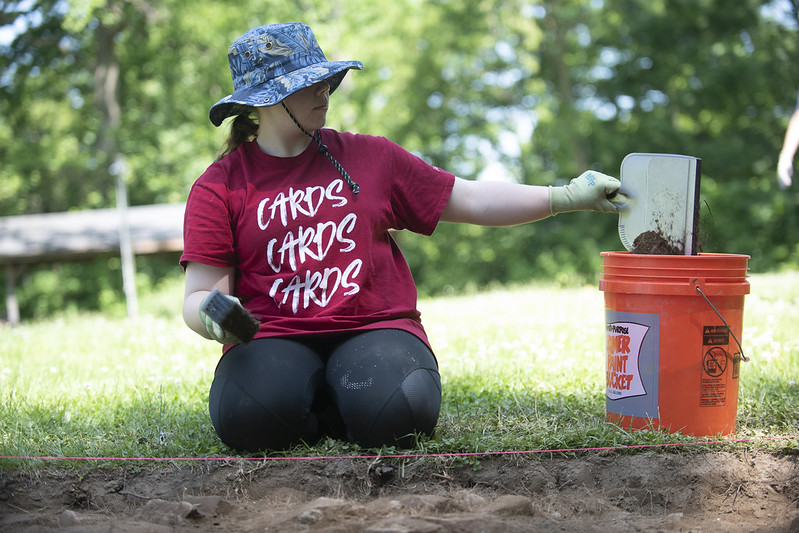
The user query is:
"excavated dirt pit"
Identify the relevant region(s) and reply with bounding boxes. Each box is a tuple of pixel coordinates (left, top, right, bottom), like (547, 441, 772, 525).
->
(2, 451, 798, 532)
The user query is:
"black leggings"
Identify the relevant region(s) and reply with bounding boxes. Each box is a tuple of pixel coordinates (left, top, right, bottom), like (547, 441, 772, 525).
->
(208, 329, 441, 452)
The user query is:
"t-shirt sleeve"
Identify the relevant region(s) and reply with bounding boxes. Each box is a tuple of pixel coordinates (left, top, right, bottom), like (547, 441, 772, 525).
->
(179, 172, 236, 270)
(384, 139, 456, 235)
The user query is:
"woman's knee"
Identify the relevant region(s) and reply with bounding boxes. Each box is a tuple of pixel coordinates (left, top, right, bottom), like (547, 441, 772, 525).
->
(358, 366, 441, 448)
(327, 329, 442, 448)
(209, 339, 324, 451)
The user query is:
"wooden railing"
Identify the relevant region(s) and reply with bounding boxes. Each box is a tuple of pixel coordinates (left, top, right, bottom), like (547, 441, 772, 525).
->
(0, 203, 185, 324)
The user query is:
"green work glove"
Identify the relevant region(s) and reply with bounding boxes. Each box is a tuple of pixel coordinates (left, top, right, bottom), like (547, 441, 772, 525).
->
(199, 292, 241, 345)
(549, 170, 622, 215)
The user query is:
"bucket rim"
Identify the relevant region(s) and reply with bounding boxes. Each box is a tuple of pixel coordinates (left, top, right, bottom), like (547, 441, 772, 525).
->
(600, 252, 750, 296)
(601, 251, 751, 260)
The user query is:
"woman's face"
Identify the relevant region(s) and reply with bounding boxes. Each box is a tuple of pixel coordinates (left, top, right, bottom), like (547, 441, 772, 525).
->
(282, 81, 331, 132)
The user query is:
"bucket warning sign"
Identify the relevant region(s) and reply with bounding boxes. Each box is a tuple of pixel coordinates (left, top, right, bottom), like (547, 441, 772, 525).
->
(700, 326, 731, 407)
(703, 325, 729, 346)
(606, 322, 650, 399)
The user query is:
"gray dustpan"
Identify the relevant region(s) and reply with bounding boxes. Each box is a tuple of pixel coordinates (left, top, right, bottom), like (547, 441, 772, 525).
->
(616, 153, 701, 255)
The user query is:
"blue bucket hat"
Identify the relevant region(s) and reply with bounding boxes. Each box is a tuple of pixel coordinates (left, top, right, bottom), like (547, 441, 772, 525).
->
(209, 22, 363, 127)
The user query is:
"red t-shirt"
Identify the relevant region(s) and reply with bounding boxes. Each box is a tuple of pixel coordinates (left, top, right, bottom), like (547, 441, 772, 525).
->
(180, 131, 455, 347)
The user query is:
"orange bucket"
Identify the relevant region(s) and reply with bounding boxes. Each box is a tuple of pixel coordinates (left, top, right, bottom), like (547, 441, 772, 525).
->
(599, 252, 750, 436)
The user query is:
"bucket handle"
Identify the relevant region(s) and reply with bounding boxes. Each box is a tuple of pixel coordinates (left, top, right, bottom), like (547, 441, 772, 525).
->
(693, 280, 749, 362)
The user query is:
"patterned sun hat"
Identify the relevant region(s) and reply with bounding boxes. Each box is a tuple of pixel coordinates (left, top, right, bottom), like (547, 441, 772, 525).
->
(209, 22, 363, 127)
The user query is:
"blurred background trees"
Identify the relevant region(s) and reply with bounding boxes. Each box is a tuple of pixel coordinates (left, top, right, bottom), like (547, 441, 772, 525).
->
(1, 0, 798, 318)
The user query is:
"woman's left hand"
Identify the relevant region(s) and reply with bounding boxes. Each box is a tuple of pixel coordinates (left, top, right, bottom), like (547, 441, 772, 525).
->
(549, 171, 623, 215)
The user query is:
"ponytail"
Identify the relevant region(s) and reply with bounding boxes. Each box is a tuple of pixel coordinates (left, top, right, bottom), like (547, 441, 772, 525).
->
(216, 107, 258, 161)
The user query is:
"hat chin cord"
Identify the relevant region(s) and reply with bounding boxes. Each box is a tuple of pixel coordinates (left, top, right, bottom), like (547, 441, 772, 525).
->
(281, 102, 360, 195)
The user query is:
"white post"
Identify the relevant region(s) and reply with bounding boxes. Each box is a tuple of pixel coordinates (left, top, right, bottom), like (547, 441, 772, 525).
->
(5, 265, 19, 325)
(112, 156, 138, 318)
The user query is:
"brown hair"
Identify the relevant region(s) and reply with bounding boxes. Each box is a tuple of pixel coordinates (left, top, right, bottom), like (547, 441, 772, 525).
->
(216, 107, 258, 161)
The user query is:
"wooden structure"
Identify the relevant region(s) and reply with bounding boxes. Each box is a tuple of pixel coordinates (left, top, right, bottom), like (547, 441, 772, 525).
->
(0, 203, 185, 324)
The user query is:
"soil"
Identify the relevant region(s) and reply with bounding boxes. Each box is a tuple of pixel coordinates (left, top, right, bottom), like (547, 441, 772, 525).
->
(2, 451, 798, 532)
(632, 230, 685, 255)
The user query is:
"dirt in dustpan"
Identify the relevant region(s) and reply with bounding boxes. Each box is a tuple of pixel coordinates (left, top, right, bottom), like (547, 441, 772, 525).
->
(632, 230, 684, 255)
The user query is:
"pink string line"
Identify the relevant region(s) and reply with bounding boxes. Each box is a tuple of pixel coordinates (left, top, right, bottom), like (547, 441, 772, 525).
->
(1, 435, 796, 462)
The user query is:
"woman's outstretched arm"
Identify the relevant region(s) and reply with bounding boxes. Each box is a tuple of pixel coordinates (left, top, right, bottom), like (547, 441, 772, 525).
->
(440, 171, 621, 226)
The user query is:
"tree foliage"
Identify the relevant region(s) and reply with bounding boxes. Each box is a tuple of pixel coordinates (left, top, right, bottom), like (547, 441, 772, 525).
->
(1, 0, 798, 317)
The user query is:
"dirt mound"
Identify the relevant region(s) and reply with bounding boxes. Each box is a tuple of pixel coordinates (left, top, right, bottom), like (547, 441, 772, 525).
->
(2, 451, 798, 532)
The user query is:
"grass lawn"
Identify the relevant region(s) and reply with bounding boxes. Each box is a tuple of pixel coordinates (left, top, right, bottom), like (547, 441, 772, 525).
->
(1, 271, 797, 468)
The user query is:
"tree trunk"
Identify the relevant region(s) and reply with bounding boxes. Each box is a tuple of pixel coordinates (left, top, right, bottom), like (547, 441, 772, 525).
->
(543, 1, 588, 173)
(94, 8, 138, 318)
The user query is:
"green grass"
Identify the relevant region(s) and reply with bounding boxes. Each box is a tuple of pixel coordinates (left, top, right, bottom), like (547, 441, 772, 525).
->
(1, 272, 797, 469)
